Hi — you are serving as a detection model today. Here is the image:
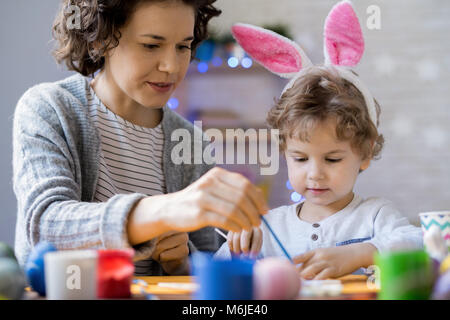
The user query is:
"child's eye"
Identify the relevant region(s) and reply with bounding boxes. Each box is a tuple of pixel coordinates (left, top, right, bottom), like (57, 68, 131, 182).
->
(326, 158, 342, 163)
(294, 158, 307, 162)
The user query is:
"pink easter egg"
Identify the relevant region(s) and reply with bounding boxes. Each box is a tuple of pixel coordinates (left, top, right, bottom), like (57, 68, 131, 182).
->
(253, 257, 300, 300)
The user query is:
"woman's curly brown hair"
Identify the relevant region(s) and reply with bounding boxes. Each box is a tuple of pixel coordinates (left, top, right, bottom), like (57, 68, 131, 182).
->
(267, 66, 384, 161)
(52, 0, 221, 77)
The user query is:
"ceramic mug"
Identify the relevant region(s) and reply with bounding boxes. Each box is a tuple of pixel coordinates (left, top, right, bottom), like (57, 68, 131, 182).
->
(419, 211, 450, 250)
(44, 250, 98, 300)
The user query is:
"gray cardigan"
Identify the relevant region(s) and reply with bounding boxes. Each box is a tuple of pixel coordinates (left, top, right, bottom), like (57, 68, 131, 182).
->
(12, 73, 218, 274)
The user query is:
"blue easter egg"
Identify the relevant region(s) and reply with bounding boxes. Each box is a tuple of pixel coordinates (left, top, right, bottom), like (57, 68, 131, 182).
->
(25, 242, 57, 296)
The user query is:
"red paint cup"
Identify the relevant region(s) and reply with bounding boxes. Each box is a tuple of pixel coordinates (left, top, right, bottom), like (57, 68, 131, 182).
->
(97, 249, 135, 299)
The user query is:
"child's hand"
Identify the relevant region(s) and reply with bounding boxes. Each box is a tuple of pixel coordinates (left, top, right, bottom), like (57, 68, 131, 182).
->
(152, 231, 190, 275)
(227, 227, 262, 259)
(293, 243, 377, 280)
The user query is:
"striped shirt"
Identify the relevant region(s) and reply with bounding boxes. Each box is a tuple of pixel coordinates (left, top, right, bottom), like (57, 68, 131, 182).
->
(87, 84, 166, 275)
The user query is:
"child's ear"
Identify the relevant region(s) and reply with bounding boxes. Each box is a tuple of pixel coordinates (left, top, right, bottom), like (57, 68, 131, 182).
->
(360, 157, 371, 172)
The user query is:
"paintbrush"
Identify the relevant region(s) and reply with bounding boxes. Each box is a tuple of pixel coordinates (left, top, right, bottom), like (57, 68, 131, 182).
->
(215, 216, 293, 263)
(260, 215, 293, 262)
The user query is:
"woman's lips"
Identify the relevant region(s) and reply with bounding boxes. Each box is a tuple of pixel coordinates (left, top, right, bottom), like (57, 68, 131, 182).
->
(146, 82, 173, 93)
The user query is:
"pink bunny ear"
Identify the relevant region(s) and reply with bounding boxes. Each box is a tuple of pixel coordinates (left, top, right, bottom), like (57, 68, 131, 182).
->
(231, 23, 312, 78)
(324, 1, 364, 67)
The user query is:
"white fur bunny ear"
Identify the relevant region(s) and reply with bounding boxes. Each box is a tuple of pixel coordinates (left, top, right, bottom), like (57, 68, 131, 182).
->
(324, 1, 364, 66)
(231, 23, 313, 79)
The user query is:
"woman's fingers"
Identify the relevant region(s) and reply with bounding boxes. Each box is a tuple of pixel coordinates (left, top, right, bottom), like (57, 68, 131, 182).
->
(166, 167, 269, 233)
(214, 168, 268, 225)
(152, 232, 189, 261)
(159, 243, 189, 262)
(202, 192, 252, 231)
(202, 210, 243, 233)
(210, 180, 262, 228)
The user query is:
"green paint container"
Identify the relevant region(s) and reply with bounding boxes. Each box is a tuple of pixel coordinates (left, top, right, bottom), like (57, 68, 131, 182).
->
(375, 250, 433, 300)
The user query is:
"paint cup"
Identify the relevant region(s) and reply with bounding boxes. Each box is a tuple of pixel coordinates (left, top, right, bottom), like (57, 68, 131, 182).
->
(419, 211, 450, 250)
(97, 249, 135, 299)
(375, 249, 433, 300)
(191, 252, 255, 300)
(44, 250, 98, 300)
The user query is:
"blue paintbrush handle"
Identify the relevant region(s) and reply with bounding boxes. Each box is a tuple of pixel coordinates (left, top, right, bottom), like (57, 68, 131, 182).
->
(260, 215, 293, 262)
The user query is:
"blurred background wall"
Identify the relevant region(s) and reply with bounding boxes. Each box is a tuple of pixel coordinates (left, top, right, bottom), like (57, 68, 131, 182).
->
(1, 0, 449, 247)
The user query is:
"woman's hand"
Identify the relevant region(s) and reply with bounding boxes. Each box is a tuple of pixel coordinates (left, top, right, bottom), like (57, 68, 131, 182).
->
(293, 243, 377, 280)
(161, 167, 268, 232)
(227, 227, 263, 259)
(127, 167, 268, 246)
(151, 231, 190, 275)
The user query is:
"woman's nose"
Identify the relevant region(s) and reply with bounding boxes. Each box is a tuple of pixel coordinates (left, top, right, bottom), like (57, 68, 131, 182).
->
(158, 48, 180, 74)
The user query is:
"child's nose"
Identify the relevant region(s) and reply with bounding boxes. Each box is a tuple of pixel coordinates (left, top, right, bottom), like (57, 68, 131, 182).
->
(307, 161, 325, 180)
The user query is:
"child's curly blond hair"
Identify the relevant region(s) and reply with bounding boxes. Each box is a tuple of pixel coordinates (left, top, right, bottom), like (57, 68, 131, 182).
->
(267, 66, 384, 161)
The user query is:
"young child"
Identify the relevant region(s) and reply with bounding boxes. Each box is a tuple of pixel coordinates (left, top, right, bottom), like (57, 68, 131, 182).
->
(215, 1, 423, 280)
(13, 0, 267, 276)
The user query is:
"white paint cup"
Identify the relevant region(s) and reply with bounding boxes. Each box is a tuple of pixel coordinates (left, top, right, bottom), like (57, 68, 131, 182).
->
(419, 211, 450, 249)
(44, 250, 98, 300)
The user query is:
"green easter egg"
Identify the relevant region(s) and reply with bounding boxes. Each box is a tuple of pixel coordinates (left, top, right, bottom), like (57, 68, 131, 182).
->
(0, 242, 17, 262)
(0, 257, 26, 300)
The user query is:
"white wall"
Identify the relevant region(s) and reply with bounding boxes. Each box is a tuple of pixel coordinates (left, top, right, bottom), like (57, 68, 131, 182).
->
(210, 0, 450, 225)
(1, 1, 449, 247)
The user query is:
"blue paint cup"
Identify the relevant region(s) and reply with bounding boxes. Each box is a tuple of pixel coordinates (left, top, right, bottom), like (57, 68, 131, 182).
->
(191, 252, 255, 300)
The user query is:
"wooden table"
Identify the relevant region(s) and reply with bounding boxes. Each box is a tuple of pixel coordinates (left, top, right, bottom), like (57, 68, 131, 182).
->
(132, 274, 379, 300)
(24, 274, 378, 300)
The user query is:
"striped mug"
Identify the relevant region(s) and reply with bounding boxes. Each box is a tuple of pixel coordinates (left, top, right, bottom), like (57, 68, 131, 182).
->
(419, 211, 450, 250)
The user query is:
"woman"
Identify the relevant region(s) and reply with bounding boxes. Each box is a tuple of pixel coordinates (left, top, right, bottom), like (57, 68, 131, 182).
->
(13, 0, 267, 275)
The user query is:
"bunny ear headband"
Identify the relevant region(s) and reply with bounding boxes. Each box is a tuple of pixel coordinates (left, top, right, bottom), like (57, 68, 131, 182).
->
(231, 0, 377, 127)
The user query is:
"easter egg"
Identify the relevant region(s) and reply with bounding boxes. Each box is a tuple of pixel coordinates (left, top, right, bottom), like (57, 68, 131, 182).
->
(431, 258, 441, 283)
(0, 242, 17, 262)
(432, 270, 450, 300)
(0, 257, 26, 300)
(25, 242, 57, 296)
(440, 255, 450, 274)
(253, 257, 300, 300)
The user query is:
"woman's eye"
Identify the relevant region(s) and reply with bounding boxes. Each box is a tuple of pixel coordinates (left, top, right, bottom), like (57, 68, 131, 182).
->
(143, 44, 159, 50)
(326, 158, 342, 163)
(294, 158, 307, 162)
(178, 45, 192, 51)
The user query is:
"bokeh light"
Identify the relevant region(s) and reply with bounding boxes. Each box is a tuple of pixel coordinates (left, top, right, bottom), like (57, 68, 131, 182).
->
(167, 97, 179, 110)
(227, 57, 239, 68)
